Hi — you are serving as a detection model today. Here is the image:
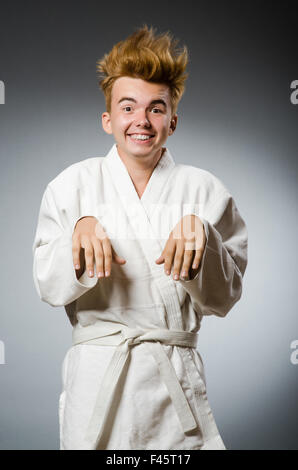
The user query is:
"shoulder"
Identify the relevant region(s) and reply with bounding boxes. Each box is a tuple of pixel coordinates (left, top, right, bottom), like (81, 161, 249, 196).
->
(174, 162, 232, 197)
(41, 156, 104, 212)
(172, 162, 235, 221)
(47, 156, 104, 193)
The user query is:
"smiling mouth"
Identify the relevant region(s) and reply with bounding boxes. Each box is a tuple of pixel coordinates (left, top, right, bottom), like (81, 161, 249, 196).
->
(127, 134, 155, 142)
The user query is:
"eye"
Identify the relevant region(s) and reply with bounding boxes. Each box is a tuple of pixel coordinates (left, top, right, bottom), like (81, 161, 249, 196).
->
(151, 108, 162, 113)
(123, 106, 132, 112)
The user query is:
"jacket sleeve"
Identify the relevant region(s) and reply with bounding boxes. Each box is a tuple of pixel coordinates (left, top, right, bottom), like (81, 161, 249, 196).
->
(32, 184, 98, 307)
(179, 191, 248, 318)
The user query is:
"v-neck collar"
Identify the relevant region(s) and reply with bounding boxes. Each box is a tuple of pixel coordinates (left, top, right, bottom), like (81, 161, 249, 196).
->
(104, 143, 176, 208)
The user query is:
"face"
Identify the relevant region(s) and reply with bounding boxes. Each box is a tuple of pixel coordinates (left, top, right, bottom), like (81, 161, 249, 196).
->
(102, 77, 177, 163)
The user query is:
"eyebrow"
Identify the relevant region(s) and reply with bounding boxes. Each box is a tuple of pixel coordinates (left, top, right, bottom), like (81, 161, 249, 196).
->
(117, 97, 167, 108)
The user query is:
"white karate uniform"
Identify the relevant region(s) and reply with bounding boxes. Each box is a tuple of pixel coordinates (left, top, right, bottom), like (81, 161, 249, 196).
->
(32, 143, 248, 450)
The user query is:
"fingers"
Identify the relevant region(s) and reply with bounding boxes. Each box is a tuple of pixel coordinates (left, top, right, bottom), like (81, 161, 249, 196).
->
(156, 240, 185, 279)
(72, 233, 82, 270)
(72, 237, 85, 280)
(160, 215, 206, 281)
(163, 242, 176, 276)
(191, 248, 204, 270)
(155, 255, 165, 264)
(171, 241, 185, 280)
(112, 246, 126, 265)
(159, 242, 204, 281)
(178, 249, 194, 280)
(94, 242, 126, 278)
(101, 238, 112, 277)
(72, 217, 126, 279)
(83, 239, 126, 279)
(81, 236, 95, 277)
(92, 236, 104, 278)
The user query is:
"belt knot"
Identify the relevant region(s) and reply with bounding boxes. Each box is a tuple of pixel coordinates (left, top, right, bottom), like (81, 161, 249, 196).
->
(120, 328, 151, 346)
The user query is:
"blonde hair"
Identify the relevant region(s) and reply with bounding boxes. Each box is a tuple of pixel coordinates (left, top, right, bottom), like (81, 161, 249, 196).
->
(96, 24, 188, 116)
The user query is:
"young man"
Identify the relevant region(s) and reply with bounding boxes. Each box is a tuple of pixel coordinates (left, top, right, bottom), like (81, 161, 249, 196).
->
(32, 25, 248, 450)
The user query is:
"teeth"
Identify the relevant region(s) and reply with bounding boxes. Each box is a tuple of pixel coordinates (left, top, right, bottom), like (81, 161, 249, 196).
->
(130, 134, 153, 140)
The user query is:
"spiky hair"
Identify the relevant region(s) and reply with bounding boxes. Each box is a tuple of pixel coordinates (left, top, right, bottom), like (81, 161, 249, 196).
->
(96, 24, 189, 115)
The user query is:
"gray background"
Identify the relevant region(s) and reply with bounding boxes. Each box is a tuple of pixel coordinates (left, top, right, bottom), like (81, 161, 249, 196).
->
(0, 0, 297, 450)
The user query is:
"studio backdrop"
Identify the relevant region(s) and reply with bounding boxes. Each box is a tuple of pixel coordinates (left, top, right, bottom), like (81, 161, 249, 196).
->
(0, 0, 297, 450)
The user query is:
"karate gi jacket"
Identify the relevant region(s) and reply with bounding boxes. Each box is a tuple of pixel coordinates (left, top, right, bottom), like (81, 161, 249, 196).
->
(32, 143, 248, 450)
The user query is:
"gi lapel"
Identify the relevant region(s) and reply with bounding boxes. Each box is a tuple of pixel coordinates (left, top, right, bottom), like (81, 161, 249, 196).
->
(103, 143, 184, 331)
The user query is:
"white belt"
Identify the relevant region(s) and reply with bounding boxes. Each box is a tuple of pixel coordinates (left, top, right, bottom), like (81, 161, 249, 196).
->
(72, 323, 199, 450)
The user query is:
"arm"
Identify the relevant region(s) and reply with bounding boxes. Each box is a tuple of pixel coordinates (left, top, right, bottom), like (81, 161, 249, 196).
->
(32, 184, 98, 307)
(179, 192, 248, 317)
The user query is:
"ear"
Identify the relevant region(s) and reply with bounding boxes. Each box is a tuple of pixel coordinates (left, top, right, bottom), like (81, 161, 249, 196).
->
(102, 111, 113, 135)
(168, 114, 178, 135)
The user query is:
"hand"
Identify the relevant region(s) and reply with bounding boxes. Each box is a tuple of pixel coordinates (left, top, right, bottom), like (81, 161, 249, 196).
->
(72, 216, 126, 279)
(155, 214, 206, 281)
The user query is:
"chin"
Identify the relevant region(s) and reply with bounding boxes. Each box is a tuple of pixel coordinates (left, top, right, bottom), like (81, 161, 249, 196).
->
(128, 144, 156, 153)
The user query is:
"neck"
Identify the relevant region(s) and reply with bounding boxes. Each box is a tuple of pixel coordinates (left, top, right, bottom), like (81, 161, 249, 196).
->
(116, 145, 165, 188)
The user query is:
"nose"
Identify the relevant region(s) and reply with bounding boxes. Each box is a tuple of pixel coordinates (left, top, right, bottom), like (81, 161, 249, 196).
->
(135, 108, 151, 127)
